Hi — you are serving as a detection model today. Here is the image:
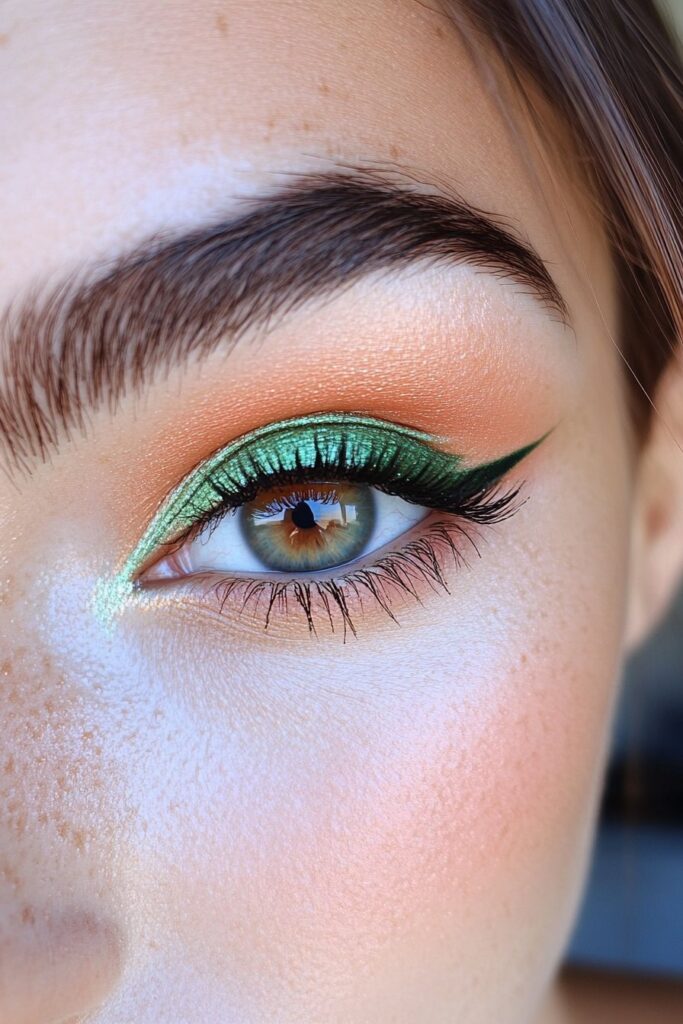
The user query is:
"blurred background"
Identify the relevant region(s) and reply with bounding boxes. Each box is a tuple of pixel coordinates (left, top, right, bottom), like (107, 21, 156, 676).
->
(560, 10, 682, 1012)
(567, 582, 683, 976)
(565, 2, 679, 991)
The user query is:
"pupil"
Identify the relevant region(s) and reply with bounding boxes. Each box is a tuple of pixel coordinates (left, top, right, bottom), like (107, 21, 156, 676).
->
(291, 499, 316, 529)
(240, 483, 377, 573)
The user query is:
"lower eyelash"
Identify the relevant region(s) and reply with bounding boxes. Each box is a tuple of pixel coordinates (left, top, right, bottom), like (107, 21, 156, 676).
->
(175, 514, 493, 640)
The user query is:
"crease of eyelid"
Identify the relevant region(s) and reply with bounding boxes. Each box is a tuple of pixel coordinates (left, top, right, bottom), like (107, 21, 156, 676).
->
(0, 166, 569, 477)
(92, 413, 549, 627)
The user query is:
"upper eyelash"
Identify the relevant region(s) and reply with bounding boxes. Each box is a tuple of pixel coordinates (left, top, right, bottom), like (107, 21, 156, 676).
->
(179, 467, 520, 545)
(159, 428, 533, 552)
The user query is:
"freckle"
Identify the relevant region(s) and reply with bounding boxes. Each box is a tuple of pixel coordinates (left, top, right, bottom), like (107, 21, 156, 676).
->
(301, 120, 312, 132)
(435, 24, 445, 39)
(20, 905, 35, 926)
(73, 829, 86, 852)
(0, 861, 21, 888)
(214, 12, 228, 37)
(1, 659, 12, 675)
(389, 143, 400, 159)
(318, 81, 330, 95)
(3, 755, 14, 775)
(56, 820, 69, 841)
(0, 33, 8, 47)
(41, 654, 52, 672)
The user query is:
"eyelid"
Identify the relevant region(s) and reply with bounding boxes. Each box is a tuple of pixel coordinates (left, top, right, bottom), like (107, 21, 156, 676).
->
(123, 413, 446, 577)
(94, 413, 548, 625)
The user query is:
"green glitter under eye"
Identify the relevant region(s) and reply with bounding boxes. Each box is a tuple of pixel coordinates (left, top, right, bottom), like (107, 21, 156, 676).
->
(97, 412, 545, 621)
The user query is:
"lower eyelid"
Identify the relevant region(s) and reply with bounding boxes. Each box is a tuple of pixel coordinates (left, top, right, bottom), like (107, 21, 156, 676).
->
(137, 512, 482, 636)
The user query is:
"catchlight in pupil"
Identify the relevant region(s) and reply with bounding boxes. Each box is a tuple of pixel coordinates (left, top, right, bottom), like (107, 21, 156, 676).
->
(240, 483, 376, 572)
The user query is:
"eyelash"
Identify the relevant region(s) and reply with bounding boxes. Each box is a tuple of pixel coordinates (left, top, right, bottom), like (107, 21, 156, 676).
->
(142, 450, 524, 637)
(187, 517, 492, 638)
(154, 430, 524, 544)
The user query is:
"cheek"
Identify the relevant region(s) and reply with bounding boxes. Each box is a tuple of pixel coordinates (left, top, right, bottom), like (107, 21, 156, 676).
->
(0, 640, 126, 1022)
(113, 539, 624, 1020)
(116, 647, 614, 1024)
(3, 380, 632, 1021)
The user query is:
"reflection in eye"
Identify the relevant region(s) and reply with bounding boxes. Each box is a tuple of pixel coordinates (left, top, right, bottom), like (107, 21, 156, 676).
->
(153, 482, 427, 577)
(242, 483, 377, 572)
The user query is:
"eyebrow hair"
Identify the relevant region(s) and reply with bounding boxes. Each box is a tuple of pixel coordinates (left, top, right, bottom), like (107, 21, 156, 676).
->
(0, 168, 567, 475)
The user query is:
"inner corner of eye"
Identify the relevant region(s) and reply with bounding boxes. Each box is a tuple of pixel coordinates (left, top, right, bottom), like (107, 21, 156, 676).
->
(132, 536, 184, 584)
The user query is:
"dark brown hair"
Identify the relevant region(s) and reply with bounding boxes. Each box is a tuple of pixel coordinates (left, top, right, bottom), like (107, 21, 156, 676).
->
(449, 0, 682, 435)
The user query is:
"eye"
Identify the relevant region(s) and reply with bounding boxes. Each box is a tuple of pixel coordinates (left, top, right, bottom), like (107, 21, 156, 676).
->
(104, 412, 546, 634)
(144, 482, 428, 579)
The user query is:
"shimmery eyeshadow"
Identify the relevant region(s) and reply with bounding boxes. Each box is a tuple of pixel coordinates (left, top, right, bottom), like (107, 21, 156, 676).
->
(94, 413, 544, 622)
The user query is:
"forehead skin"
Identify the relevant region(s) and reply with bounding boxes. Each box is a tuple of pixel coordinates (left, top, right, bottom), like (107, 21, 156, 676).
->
(0, 2, 630, 1024)
(0, 0, 611, 314)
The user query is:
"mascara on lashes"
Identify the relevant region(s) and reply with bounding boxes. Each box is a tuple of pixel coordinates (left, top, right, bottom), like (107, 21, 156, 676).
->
(97, 412, 543, 619)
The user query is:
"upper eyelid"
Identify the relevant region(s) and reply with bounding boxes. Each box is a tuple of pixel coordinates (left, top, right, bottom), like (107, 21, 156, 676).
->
(121, 414, 448, 576)
(122, 413, 545, 582)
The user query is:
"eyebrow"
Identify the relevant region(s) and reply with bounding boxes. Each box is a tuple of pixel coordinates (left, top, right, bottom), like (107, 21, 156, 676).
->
(0, 168, 567, 475)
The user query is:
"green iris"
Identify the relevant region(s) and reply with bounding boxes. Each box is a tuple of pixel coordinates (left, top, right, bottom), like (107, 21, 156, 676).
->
(240, 482, 376, 572)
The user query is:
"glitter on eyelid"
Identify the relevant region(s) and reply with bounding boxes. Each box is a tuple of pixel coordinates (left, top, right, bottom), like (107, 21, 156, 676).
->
(93, 414, 443, 623)
(93, 412, 545, 625)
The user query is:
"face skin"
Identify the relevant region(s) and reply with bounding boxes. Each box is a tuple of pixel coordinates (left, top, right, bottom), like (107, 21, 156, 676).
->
(1, 2, 682, 1022)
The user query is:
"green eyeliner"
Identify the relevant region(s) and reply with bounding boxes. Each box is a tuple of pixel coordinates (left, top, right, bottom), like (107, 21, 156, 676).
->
(95, 412, 545, 622)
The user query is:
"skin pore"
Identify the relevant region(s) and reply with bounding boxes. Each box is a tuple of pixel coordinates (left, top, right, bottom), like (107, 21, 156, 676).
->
(1, 1, 680, 1022)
